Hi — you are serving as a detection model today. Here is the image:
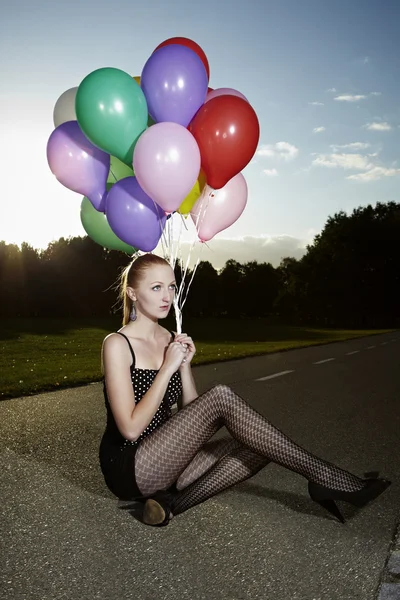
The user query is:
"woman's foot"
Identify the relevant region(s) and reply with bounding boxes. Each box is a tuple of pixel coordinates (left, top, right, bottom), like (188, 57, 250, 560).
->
(142, 490, 175, 527)
(308, 477, 391, 523)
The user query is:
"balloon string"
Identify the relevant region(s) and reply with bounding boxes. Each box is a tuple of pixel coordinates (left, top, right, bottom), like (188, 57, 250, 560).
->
(167, 186, 214, 334)
(175, 185, 212, 308)
(181, 247, 203, 310)
(173, 208, 201, 332)
(171, 214, 183, 271)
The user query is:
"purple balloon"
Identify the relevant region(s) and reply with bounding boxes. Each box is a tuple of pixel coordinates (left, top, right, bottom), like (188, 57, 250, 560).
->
(141, 44, 208, 127)
(106, 177, 166, 252)
(47, 121, 110, 211)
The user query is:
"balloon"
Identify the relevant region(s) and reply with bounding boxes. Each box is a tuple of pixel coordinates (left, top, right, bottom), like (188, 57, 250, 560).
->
(189, 95, 260, 189)
(190, 173, 248, 241)
(53, 87, 78, 127)
(205, 87, 249, 103)
(154, 37, 210, 80)
(76, 67, 148, 165)
(80, 196, 136, 253)
(131, 75, 155, 127)
(133, 122, 201, 213)
(141, 44, 208, 127)
(106, 177, 166, 252)
(107, 155, 134, 185)
(46, 121, 110, 211)
(178, 170, 207, 215)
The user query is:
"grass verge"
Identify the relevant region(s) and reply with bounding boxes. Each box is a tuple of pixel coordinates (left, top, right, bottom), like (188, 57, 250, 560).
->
(0, 317, 395, 400)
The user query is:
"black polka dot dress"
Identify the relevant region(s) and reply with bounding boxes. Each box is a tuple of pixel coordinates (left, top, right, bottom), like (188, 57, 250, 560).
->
(99, 332, 182, 500)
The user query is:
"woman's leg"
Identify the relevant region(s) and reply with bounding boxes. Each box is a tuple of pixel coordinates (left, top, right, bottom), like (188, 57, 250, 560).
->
(175, 437, 244, 490)
(172, 445, 269, 515)
(135, 384, 365, 497)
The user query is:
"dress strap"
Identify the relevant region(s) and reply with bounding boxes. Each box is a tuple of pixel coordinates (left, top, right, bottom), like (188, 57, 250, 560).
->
(115, 331, 136, 367)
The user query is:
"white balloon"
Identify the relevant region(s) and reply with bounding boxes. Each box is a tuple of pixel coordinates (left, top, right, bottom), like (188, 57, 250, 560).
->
(53, 87, 78, 128)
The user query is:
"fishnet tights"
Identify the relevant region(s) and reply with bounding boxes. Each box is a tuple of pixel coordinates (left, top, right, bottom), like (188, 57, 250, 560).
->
(135, 384, 364, 512)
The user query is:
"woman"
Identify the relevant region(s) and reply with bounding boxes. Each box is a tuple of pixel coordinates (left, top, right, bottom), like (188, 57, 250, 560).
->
(99, 254, 390, 527)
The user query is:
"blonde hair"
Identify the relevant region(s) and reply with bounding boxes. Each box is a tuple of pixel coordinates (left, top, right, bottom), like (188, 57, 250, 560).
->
(119, 254, 171, 325)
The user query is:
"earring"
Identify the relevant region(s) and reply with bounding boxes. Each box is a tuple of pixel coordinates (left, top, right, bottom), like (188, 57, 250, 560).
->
(130, 302, 137, 321)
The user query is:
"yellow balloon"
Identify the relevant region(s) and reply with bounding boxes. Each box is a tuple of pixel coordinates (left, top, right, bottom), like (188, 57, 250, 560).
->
(178, 170, 207, 215)
(133, 75, 141, 86)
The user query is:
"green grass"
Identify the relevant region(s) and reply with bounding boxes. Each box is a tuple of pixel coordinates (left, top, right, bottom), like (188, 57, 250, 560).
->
(0, 317, 395, 400)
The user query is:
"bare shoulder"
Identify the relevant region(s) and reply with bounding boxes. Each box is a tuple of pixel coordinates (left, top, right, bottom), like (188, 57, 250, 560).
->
(102, 332, 131, 364)
(159, 326, 175, 340)
(103, 332, 124, 351)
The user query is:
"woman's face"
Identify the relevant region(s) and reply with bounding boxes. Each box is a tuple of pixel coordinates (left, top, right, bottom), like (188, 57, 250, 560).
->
(132, 264, 176, 320)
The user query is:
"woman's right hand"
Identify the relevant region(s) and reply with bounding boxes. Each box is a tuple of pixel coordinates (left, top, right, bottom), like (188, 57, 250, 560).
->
(162, 341, 188, 375)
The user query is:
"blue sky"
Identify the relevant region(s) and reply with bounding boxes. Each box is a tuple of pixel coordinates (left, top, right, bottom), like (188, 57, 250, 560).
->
(1, 0, 399, 267)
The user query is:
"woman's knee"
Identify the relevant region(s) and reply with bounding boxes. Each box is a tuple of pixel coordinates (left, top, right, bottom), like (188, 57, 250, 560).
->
(212, 383, 232, 395)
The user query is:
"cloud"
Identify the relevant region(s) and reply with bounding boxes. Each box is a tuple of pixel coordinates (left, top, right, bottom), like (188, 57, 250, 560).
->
(326, 88, 337, 93)
(347, 167, 400, 181)
(330, 142, 371, 151)
(334, 94, 367, 102)
(351, 56, 370, 66)
(262, 168, 278, 177)
(313, 126, 326, 134)
(312, 153, 373, 170)
(175, 235, 308, 269)
(364, 121, 391, 131)
(312, 150, 398, 181)
(309, 102, 324, 106)
(370, 91, 382, 96)
(256, 142, 299, 161)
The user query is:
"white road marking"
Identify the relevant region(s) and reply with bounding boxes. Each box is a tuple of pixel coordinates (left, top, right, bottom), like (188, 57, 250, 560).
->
(367, 345, 376, 350)
(346, 351, 360, 355)
(381, 342, 388, 345)
(255, 370, 294, 381)
(313, 358, 335, 364)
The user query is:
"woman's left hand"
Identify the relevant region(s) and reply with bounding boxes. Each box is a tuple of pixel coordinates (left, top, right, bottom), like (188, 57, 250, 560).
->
(174, 333, 196, 367)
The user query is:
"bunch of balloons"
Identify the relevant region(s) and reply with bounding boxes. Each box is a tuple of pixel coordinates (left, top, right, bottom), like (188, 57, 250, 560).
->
(47, 37, 260, 253)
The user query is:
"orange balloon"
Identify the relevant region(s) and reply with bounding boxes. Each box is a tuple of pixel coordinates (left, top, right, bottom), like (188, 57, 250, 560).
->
(133, 75, 141, 86)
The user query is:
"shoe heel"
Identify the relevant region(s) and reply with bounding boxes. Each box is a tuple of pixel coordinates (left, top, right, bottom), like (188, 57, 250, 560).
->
(143, 499, 167, 526)
(315, 498, 345, 524)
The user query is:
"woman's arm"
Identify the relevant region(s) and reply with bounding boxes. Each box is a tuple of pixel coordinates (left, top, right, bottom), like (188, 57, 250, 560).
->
(178, 363, 198, 408)
(102, 334, 177, 442)
(174, 333, 198, 408)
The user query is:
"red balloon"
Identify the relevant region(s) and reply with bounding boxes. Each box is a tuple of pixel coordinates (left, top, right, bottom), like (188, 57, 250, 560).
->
(154, 37, 210, 81)
(189, 95, 260, 189)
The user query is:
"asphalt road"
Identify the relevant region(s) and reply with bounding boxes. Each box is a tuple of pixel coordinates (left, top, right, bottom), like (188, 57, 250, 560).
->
(1, 332, 399, 600)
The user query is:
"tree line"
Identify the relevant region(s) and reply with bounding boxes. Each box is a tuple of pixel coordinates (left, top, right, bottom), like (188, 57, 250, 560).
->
(1, 201, 399, 328)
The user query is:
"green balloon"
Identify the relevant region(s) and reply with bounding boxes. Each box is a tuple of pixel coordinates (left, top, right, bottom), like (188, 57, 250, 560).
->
(107, 155, 134, 185)
(80, 196, 137, 254)
(76, 67, 148, 165)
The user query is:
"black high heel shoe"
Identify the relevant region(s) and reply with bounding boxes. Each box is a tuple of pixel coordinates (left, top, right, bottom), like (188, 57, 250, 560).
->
(142, 490, 175, 527)
(308, 478, 391, 523)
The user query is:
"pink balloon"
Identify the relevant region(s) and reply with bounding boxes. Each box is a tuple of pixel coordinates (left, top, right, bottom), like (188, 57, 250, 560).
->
(205, 87, 249, 103)
(133, 122, 201, 213)
(190, 173, 248, 241)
